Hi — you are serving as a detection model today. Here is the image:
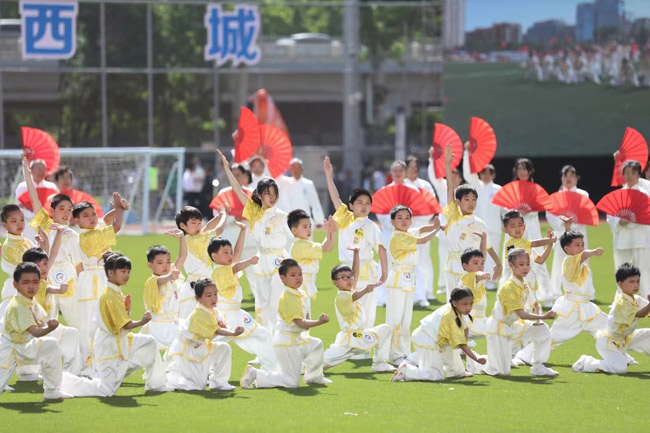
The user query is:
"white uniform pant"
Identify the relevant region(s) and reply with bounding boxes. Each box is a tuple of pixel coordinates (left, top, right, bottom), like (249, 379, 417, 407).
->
(581, 329, 650, 374)
(358, 283, 377, 330)
(437, 236, 448, 290)
(532, 261, 552, 304)
(55, 295, 80, 328)
(253, 272, 284, 333)
(76, 299, 97, 371)
(61, 333, 167, 396)
(484, 231, 502, 287)
(484, 318, 552, 376)
(219, 326, 278, 372)
(614, 248, 650, 297)
(50, 324, 83, 375)
(414, 243, 434, 302)
(402, 340, 465, 381)
(0, 336, 62, 393)
(166, 341, 232, 390)
(444, 272, 462, 302)
(178, 282, 197, 320)
(255, 337, 325, 388)
(386, 289, 414, 361)
(323, 324, 391, 367)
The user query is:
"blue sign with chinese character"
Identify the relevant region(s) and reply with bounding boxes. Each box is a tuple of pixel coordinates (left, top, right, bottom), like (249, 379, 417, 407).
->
(204, 4, 261, 66)
(20, 0, 78, 60)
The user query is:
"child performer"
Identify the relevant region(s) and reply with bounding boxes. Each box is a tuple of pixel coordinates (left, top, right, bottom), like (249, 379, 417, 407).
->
(460, 246, 496, 338)
(23, 158, 81, 327)
(175, 205, 226, 320)
(324, 247, 394, 372)
(391, 288, 487, 382)
(573, 263, 650, 374)
(166, 278, 243, 391)
(240, 259, 331, 389)
(288, 209, 336, 315)
(386, 205, 440, 363)
(140, 229, 187, 351)
(462, 143, 503, 290)
(442, 146, 500, 301)
(218, 150, 294, 331)
(0, 263, 74, 400)
(208, 225, 278, 372)
(1, 205, 35, 310)
(484, 249, 558, 377)
(62, 253, 168, 396)
(323, 156, 388, 328)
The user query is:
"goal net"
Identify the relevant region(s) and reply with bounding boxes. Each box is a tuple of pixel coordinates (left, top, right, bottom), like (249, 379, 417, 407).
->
(0, 147, 185, 235)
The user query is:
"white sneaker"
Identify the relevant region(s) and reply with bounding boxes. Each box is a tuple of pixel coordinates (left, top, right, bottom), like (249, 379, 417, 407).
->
(241, 365, 257, 389)
(512, 356, 527, 367)
(210, 383, 235, 391)
(462, 371, 474, 378)
(572, 355, 587, 372)
(18, 374, 43, 382)
(415, 300, 430, 308)
(4, 385, 14, 392)
(436, 287, 447, 295)
(306, 377, 332, 385)
(372, 362, 397, 373)
(247, 357, 261, 366)
(43, 389, 73, 400)
(148, 385, 173, 393)
(391, 363, 407, 382)
(530, 364, 559, 377)
(391, 356, 406, 366)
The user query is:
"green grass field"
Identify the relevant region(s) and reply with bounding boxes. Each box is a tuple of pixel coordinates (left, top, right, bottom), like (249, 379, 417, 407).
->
(1, 224, 650, 432)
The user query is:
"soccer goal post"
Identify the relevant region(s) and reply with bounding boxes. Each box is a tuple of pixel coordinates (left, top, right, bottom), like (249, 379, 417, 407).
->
(0, 147, 185, 235)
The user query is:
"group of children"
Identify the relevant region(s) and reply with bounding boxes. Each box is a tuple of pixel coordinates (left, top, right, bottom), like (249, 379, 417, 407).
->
(1, 147, 650, 400)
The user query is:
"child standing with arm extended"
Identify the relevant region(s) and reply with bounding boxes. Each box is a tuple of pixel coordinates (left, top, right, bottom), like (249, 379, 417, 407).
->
(1, 205, 35, 310)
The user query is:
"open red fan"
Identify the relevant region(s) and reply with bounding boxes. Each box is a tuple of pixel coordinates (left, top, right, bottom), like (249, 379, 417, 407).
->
(233, 107, 261, 163)
(611, 127, 648, 187)
(259, 124, 293, 178)
(21, 127, 61, 175)
(17, 188, 58, 212)
(596, 189, 650, 225)
(371, 184, 442, 216)
(431, 123, 462, 178)
(467, 117, 497, 173)
(44, 189, 104, 218)
(548, 191, 599, 226)
(209, 187, 253, 219)
(492, 180, 551, 213)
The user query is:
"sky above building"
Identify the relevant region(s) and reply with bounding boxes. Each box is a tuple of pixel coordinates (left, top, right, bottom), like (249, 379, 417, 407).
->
(466, 0, 650, 32)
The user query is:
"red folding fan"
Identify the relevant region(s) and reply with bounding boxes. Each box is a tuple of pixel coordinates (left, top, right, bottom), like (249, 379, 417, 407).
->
(491, 180, 551, 213)
(209, 187, 253, 218)
(431, 123, 463, 178)
(44, 189, 104, 217)
(371, 184, 442, 216)
(233, 107, 261, 163)
(467, 117, 497, 173)
(259, 124, 293, 178)
(21, 127, 61, 175)
(17, 188, 58, 212)
(611, 127, 648, 187)
(548, 191, 599, 226)
(596, 189, 650, 225)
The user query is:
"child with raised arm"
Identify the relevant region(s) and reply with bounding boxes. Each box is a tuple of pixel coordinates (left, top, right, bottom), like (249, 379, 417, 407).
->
(166, 278, 243, 391)
(140, 230, 187, 351)
(218, 150, 294, 332)
(484, 248, 558, 377)
(386, 205, 441, 363)
(391, 287, 487, 382)
(23, 158, 82, 327)
(323, 247, 394, 373)
(175, 205, 226, 320)
(460, 247, 497, 338)
(240, 259, 331, 389)
(288, 209, 336, 315)
(0, 263, 74, 400)
(323, 156, 388, 329)
(208, 224, 278, 372)
(1, 205, 35, 309)
(573, 263, 650, 374)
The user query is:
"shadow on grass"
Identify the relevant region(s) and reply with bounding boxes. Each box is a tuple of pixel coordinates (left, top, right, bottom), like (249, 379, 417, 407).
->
(0, 401, 63, 413)
(325, 371, 381, 380)
(281, 386, 322, 397)
(98, 395, 144, 407)
(491, 375, 563, 385)
(443, 378, 489, 387)
(618, 371, 650, 380)
(168, 389, 248, 400)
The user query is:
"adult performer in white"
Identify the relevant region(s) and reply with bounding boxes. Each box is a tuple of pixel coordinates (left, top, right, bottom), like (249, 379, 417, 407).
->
(276, 158, 325, 228)
(14, 159, 58, 243)
(248, 156, 270, 190)
(462, 143, 502, 290)
(547, 165, 592, 301)
(405, 155, 437, 306)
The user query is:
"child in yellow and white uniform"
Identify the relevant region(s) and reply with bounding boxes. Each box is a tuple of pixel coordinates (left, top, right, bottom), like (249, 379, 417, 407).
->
(0, 263, 75, 400)
(385, 206, 440, 363)
(74, 193, 128, 371)
(288, 209, 335, 315)
(240, 259, 331, 389)
(175, 205, 226, 320)
(140, 231, 187, 351)
(208, 225, 278, 372)
(324, 156, 388, 329)
(1, 205, 34, 314)
(324, 247, 394, 372)
(391, 288, 487, 382)
(166, 278, 243, 391)
(484, 248, 558, 377)
(460, 247, 494, 338)
(219, 150, 293, 332)
(573, 263, 650, 374)
(61, 253, 169, 396)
